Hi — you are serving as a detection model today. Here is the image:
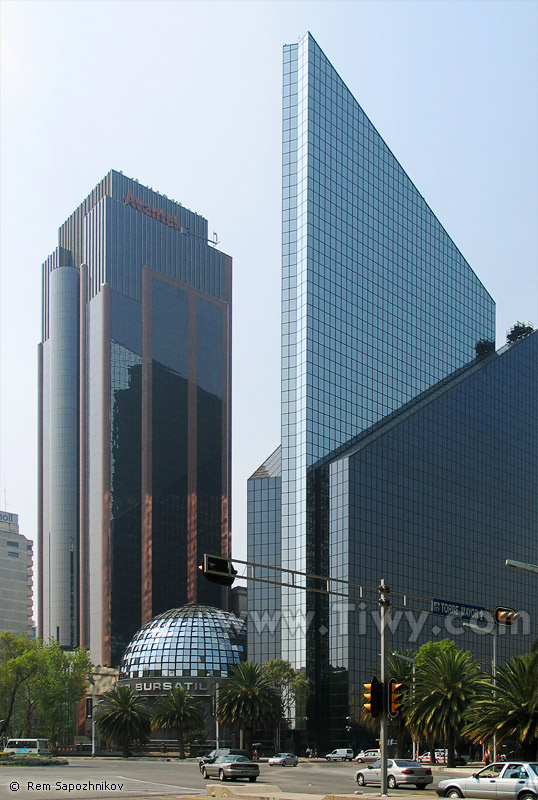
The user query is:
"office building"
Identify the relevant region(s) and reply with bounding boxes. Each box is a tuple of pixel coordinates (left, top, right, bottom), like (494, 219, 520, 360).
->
(248, 33, 536, 746)
(0, 512, 34, 637)
(39, 171, 232, 666)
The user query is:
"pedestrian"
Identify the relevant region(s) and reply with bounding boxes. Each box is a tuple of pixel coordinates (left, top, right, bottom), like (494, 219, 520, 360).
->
(306, 747, 311, 758)
(253, 749, 258, 761)
(483, 752, 490, 766)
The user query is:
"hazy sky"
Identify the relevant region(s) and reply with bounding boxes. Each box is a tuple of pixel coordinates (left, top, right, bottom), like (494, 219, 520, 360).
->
(1, 0, 537, 574)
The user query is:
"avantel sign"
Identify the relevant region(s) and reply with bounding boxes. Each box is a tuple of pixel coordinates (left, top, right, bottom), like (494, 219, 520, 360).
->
(432, 598, 486, 620)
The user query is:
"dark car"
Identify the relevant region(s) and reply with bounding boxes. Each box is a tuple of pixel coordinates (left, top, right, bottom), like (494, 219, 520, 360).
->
(201, 754, 260, 782)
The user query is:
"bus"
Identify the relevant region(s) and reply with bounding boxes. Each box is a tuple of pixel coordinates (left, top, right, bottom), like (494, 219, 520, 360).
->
(3, 739, 51, 755)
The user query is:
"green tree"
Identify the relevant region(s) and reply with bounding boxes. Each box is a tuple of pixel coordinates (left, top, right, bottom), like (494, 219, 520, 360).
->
(217, 662, 282, 755)
(464, 645, 538, 761)
(151, 687, 205, 759)
(95, 686, 151, 758)
(261, 659, 309, 750)
(33, 642, 93, 753)
(0, 632, 40, 737)
(408, 641, 487, 767)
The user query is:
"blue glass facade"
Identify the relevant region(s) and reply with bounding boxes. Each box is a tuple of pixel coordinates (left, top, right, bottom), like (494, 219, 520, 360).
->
(281, 33, 494, 673)
(119, 604, 246, 680)
(39, 171, 232, 666)
(248, 34, 535, 750)
(324, 331, 538, 745)
(247, 447, 282, 664)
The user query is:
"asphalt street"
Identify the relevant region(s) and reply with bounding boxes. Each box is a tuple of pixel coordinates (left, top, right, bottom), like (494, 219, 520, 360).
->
(0, 758, 478, 800)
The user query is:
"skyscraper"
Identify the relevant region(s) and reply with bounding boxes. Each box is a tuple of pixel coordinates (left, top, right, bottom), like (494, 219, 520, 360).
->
(39, 171, 232, 666)
(248, 33, 536, 745)
(282, 32, 493, 667)
(0, 511, 34, 637)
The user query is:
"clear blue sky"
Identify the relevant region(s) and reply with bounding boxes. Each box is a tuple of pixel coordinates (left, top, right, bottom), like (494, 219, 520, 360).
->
(1, 0, 537, 575)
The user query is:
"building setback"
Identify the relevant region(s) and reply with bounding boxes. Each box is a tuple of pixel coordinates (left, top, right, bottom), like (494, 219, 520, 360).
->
(0, 512, 34, 637)
(248, 32, 537, 747)
(39, 171, 232, 666)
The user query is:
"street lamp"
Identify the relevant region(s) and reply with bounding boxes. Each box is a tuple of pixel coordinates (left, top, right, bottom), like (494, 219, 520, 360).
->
(391, 652, 417, 760)
(505, 559, 538, 575)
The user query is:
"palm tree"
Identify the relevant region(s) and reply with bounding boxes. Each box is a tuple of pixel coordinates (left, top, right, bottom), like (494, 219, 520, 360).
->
(217, 662, 282, 755)
(95, 686, 151, 758)
(464, 647, 538, 761)
(408, 646, 487, 767)
(387, 649, 416, 758)
(152, 687, 205, 759)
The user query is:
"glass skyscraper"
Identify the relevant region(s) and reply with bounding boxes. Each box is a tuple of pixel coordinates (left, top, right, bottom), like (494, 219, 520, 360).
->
(248, 33, 536, 747)
(281, 33, 493, 670)
(39, 171, 232, 666)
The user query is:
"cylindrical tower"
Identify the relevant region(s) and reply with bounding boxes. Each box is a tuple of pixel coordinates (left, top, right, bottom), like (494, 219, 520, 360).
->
(46, 264, 80, 647)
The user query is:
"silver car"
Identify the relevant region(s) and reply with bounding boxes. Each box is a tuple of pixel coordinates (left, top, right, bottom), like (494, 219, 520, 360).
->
(201, 754, 259, 782)
(356, 759, 433, 790)
(355, 749, 382, 763)
(436, 761, 538, 799)
(268, 752, 299, 767)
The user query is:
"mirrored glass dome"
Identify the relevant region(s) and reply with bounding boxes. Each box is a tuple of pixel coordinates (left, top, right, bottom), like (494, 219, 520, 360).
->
(119, 604, 246, 680)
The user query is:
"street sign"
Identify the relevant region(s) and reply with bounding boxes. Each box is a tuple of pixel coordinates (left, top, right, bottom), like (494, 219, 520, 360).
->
(432, 598, 486, 620)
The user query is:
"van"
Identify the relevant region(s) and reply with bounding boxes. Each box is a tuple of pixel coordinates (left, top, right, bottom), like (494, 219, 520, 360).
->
(325, 748, 354, 761)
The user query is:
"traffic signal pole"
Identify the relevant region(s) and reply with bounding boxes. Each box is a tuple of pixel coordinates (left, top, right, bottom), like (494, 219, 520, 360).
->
(379, 579, 390, 797)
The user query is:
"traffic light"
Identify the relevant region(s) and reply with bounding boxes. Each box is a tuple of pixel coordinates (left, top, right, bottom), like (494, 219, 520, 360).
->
(388, 678, 403, 718)
(363, 676, 383, 718)
(199, 554, 237, 586)
(494, 607, 518, 627)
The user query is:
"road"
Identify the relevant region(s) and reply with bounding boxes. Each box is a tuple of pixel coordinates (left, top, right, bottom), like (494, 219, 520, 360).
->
(0, 757, 476, 800)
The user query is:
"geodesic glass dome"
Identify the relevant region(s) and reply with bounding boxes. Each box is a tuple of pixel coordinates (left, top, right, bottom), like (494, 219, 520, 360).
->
(118, 604, 246, 680)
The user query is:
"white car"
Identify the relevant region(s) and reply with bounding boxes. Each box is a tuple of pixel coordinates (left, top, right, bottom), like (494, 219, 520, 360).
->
(326, 748, 354, 761)
(356, 749, 382, 763)
(436, 761, 538, 799)
(268, 753, 299, 767)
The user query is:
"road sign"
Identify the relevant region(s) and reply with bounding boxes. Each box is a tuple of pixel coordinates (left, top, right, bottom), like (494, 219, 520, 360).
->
(432, 598, 486, 620)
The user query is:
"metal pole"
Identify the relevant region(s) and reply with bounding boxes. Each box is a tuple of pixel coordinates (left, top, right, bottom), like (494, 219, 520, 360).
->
(492, 629, 497, 762)
(380, 579, 390, 796)
(412, 664, 416, 761)
(91, 682, 96, 757)
(215, 683, 220, 749)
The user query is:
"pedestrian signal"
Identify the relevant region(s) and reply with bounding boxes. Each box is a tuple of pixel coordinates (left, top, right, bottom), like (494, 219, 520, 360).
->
(363, 676, 383, 718)
(199, 554, 237, 586)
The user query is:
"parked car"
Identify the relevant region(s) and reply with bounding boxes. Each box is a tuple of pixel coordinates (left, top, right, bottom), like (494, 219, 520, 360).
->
(268, 753, 299, 767)
(198, 749, 248, 773)
(356, 749, 382, 763)
(201, 754, 260, 782)
(436, 761, 538, 799)
(326, 748, 354, 761)
(356, 759, 433, 790)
